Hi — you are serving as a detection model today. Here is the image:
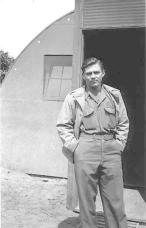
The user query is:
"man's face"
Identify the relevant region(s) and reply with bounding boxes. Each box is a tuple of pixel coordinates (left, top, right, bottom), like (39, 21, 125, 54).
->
(83, 62, 105, 89)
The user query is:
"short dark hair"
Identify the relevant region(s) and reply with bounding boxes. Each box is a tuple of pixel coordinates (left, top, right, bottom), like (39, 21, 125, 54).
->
(81, 57, 105, 74)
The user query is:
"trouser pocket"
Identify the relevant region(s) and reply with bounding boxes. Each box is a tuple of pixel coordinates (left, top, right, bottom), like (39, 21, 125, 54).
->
(113, 139, 124, 152)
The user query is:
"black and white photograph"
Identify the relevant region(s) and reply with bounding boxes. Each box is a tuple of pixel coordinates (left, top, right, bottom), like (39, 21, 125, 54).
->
(0, 0, 146, 227)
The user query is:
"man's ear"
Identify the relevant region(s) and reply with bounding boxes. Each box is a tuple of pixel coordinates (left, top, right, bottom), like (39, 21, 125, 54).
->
(102, 71, 105, 78)
(82, 73, 85, 80)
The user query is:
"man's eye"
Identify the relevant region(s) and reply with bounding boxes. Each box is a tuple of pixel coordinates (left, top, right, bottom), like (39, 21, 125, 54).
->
(86, 72, 92, 76)
(85, 71, 100, 76)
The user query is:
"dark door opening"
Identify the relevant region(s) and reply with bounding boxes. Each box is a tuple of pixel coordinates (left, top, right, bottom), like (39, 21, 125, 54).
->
(83, 28, 145, 188)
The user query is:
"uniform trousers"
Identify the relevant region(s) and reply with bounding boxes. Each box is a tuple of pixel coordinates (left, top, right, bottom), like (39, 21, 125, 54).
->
(74, 134, 127, 228)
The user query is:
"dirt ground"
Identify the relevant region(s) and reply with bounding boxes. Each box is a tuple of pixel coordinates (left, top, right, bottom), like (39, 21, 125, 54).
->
(1, 167, 146, 228)
(1, 167, 80, 228)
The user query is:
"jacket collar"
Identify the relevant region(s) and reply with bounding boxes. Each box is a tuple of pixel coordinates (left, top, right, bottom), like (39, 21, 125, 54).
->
(103, 84, 119, 94)
(71, 87, 85, 110)
(72, 85, 108, 110)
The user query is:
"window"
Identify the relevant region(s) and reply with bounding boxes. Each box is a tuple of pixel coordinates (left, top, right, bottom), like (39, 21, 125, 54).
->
(43, 55, 72, 100)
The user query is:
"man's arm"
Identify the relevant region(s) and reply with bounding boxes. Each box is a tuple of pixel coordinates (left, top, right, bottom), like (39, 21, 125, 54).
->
(56, 94, 79, 155)
(116, 92, 129, 149)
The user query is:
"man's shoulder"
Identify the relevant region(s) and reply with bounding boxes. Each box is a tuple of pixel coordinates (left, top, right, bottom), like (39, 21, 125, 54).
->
(69, 87, 85, 97)
(64, 87, 85, 104)
(103, 84, 120, 94)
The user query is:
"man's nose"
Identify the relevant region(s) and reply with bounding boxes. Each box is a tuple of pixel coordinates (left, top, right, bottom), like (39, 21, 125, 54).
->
(91, 72, 96, 77)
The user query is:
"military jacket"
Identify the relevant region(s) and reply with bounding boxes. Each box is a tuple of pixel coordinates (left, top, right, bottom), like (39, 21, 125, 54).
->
(56, 84, 129, 164)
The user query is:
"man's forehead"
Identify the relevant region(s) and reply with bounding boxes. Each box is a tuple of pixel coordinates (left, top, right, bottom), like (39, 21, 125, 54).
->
(85, 63, 102, 72)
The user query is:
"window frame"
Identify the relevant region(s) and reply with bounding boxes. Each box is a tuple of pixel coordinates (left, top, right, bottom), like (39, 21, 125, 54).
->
(43, 55, 72, 101)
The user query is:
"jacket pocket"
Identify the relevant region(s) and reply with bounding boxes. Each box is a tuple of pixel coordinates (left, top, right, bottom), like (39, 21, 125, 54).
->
(104, 107, 116, 128)
(82, 108, 96, 130)
(104, 107, 115, 114)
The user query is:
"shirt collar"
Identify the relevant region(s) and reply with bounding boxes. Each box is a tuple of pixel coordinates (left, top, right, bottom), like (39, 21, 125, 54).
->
(85, 86, 107, 105)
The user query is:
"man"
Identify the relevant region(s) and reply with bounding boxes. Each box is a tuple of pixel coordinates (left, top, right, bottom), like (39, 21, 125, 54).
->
(56, 57, 129, 228)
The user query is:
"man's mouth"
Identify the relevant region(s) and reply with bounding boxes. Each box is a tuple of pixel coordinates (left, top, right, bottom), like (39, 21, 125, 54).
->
(91, 80, 100, 83)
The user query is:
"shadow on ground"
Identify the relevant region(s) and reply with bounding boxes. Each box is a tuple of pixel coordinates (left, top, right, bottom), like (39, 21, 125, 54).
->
(58, 216, 81, 228)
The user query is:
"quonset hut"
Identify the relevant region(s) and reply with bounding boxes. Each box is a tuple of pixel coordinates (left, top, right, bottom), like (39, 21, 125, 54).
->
(1, 12, 74, 177)
(1, 0, 146, 223)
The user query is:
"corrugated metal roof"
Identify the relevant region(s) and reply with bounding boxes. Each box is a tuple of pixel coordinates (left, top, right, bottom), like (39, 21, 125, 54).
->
(82, 0, 145, 29)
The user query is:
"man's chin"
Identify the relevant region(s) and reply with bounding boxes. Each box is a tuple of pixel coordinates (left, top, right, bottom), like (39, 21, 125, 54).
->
(90, 83, 100, 88)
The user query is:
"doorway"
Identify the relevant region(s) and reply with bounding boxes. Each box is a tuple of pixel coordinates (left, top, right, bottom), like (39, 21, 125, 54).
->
(83, 27, 145, 188)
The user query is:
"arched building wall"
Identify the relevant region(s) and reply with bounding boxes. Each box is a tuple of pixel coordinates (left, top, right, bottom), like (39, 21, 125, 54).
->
(1, 12, 74, 99)
(1, 12, 74, 178)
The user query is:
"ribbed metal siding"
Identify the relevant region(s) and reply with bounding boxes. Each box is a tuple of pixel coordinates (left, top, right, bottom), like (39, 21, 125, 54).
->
(82, 0, 145, 29)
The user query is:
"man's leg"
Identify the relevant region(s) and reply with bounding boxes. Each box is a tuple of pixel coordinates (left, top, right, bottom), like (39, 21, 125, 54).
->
(99, 156, 127, 228)
(74, 161, 99, 228)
